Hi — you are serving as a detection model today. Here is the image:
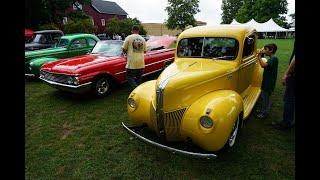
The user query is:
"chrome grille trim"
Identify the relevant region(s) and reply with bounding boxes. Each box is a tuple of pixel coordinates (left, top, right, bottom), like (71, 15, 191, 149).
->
(164, 108, 186, 140)
(40, 70, 72, 85)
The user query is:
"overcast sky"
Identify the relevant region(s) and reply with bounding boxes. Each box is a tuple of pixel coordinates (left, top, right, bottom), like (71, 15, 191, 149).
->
(108, 0, 295, 25)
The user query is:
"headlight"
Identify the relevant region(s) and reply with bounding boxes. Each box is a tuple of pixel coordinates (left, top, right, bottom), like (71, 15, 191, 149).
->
(128, 98, 137, 109)
(200, 116, 214, 128)
(67, 76, 79, 85)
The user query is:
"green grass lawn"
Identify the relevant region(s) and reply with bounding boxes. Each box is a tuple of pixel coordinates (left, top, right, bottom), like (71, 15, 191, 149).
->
(25, 39, 295, 179)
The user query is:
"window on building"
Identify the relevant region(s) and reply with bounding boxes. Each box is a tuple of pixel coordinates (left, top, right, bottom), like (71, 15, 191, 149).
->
(101, 19, 105, 26)
(73, 1, 83, 10)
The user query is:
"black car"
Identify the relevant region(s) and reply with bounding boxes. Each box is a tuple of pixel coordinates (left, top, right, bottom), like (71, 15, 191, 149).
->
(25, 30, 64, 51)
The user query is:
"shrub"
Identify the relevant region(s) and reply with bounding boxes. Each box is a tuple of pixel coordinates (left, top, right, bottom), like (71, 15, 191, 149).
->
(64, 19, 98, 34)
(38, 23, 60, 30)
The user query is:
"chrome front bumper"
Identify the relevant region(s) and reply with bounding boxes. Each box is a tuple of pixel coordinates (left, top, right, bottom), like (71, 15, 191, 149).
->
(39, 77, 92, 93)
(121, 122, 217, 159)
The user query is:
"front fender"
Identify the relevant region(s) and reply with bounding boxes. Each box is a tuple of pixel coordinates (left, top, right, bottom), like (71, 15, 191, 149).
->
(29, 57, 58, 76)
(127, 80, 158, 132)
(180, 90, 243, 151)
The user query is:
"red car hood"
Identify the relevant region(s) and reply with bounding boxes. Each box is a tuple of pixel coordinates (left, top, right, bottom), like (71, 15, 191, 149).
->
(42, 54, 121, 74)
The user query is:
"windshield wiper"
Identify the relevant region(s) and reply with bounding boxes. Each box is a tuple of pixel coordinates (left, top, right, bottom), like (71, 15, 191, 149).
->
(212, 56, 234, 60)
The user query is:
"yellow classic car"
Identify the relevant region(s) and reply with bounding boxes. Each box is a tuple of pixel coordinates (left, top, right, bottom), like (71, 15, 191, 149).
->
(122, 25, 263, 159)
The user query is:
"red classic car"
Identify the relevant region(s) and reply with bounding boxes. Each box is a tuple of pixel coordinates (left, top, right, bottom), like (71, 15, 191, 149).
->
(39, 37, 176, 96)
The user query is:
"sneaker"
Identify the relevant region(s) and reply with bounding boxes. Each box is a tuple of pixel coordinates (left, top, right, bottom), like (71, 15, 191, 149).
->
(256, 113, 266, 119)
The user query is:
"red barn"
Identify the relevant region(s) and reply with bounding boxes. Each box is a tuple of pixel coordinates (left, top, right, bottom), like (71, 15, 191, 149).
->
(65, 0, 128, 34)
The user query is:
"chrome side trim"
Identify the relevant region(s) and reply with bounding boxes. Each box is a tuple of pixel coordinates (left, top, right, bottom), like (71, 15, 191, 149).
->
(115, 71, 126, 75)
(145, 57, 174, 67)
(39, 77, 92, 88)
(121, 122, 217, 159)
(115, 58, 174, 76)
(142, 69, 162, 77)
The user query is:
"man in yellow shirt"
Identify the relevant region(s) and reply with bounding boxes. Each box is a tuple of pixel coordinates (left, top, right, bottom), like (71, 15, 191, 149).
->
(122, 25, 147, 90)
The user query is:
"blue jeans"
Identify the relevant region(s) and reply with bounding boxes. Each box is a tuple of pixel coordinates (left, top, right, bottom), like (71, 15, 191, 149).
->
(126, 68, 143, 90)
(260, 90, 272, 116)
(282, 75, 295, 127)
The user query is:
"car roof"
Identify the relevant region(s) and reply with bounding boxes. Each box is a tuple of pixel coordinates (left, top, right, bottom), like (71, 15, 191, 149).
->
(61, 33, 99, 40)
(178, 25, 256, 40)
(34, 30, 63, 34)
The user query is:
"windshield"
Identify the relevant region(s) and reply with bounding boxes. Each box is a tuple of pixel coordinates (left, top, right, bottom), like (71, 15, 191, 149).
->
(32, 34, 46, 43)
(177, 37, 239, 60)
(56, 38, 69, 48)
(91, 41, 123, 56)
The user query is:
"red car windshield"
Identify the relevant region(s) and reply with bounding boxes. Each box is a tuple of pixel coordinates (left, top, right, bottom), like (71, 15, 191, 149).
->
(91, 41, 123, 56)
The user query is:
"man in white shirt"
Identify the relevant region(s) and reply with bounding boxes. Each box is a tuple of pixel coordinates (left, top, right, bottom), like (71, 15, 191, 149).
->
(122, 25, 147, 90)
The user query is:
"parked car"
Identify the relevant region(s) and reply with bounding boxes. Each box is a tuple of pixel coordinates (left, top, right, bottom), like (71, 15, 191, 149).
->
(25, 30, 64, 51)
(25, 33, 100, 77)
(122, 25, 264, 159)
(39, 38, 176, 97)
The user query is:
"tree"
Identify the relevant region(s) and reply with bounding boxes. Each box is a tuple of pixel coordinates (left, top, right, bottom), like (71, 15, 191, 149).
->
(104, 17, 121, 36)
(223, 0, 289, 27)
(25, 0, 90, 29)
(105, 17, 147, 37)
(165, 0, 200, 31)
(221, 0, 244, 24)
(64, 18, 98, 34)
(289, 13, 295, 27)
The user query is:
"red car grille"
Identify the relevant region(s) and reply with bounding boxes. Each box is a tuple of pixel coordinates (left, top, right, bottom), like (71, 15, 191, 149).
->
(40, 71, 71, 85)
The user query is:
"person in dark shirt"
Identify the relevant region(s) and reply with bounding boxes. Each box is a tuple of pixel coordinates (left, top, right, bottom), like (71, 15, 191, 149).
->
(272, 41, 295, 130)
(256, 43, 279, 119)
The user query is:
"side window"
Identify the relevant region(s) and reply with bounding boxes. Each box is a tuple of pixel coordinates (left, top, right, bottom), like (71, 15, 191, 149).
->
(42, 34, 51, 43)
(242, 35, 255, 58)
(87, 38, 97, 46)
(71, 38, 87, 48)
(51, 33, 62, 43)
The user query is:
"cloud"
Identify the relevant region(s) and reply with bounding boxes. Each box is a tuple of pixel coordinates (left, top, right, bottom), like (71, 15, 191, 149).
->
(108, 0, 295, 25)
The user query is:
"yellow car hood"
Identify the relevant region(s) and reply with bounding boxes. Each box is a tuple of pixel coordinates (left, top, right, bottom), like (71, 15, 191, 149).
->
(155, 58, 237, 111)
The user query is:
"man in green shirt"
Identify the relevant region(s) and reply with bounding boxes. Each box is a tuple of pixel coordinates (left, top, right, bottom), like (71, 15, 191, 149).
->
(256, 44, 279, 118)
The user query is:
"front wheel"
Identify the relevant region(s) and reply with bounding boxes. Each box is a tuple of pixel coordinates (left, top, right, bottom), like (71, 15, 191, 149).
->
(224, 116, 240, 149)
(92, 77, 111, 97)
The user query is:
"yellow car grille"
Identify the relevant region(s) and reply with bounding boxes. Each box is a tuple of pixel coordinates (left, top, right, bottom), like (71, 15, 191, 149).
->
(163, 108, 186, 141)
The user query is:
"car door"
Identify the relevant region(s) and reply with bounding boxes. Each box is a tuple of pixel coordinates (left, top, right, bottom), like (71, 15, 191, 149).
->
(238, 33, 257, 93)
(144, 49, 175, 75)
(68, 38, 89, 57)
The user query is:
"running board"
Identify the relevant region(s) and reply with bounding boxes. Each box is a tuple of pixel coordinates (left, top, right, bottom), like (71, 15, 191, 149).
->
(241, 86, 261, 119)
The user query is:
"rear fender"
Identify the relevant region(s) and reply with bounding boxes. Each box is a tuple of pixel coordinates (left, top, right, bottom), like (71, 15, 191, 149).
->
(180, 90, 243, 151)
(29, 57, 58, 75)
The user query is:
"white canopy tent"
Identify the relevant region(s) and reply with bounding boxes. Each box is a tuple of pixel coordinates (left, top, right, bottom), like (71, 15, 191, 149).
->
(230, 18, 294, 38)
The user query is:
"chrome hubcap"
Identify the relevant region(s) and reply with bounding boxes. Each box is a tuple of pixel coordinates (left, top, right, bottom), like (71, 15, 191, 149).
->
(96, 79, 109, 94)
(228, 117, 239, 147)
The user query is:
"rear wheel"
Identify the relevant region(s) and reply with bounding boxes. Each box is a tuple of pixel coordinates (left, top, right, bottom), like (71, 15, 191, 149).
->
(92, 77, 111, 97)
